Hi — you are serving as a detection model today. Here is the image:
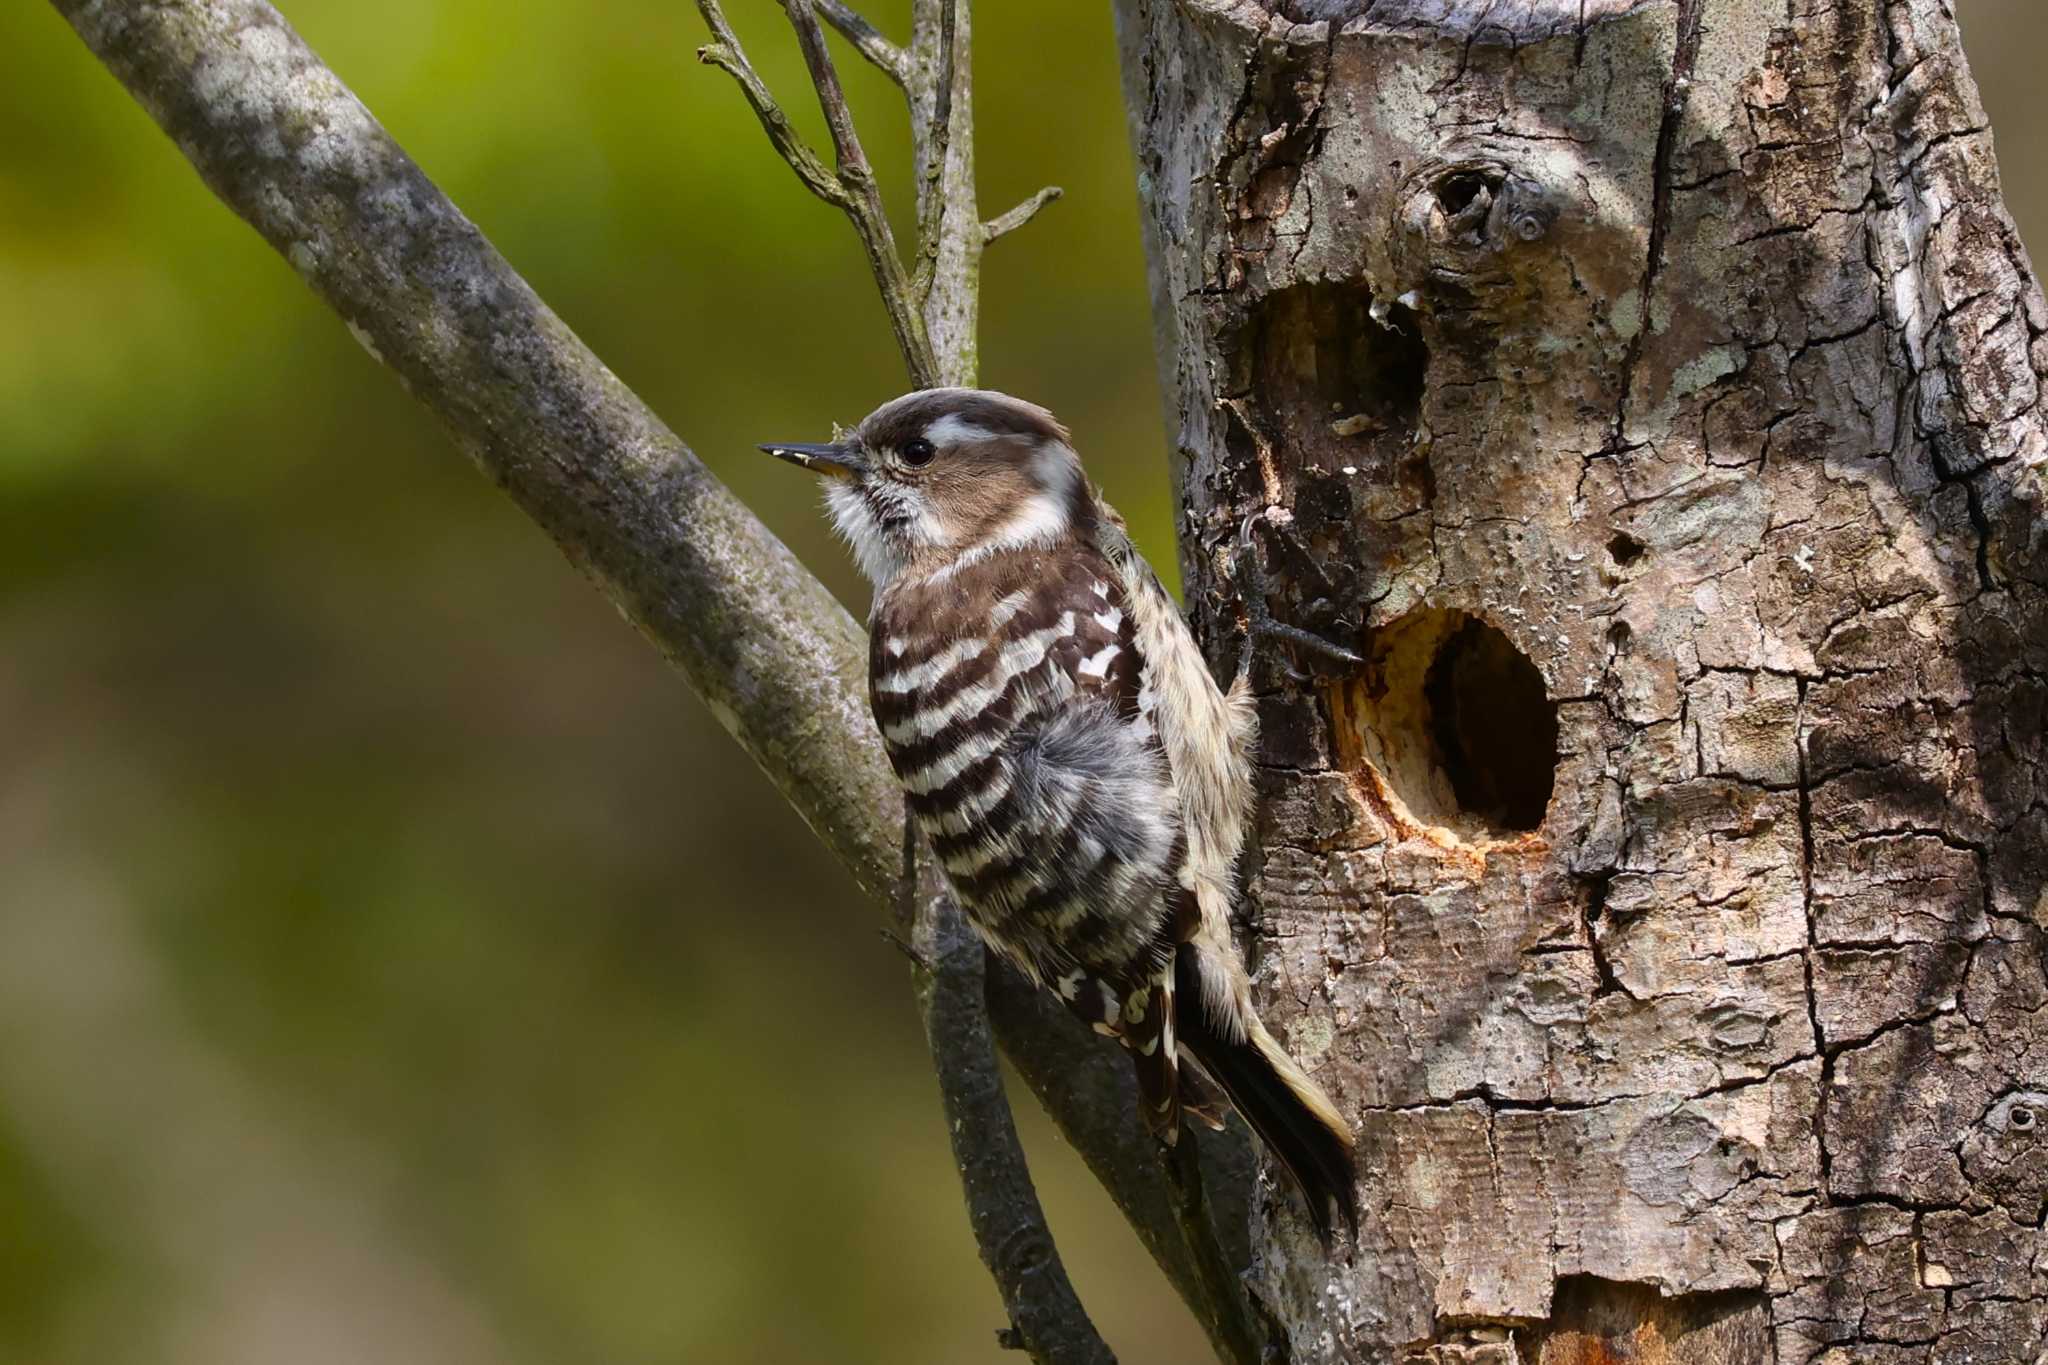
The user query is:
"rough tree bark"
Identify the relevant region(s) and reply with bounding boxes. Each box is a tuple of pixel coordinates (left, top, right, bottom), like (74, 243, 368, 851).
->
(1116, 0, 2047, 1360)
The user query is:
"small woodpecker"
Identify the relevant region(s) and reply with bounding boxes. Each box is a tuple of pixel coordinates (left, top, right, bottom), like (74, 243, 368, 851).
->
(762, 388, 1357, 1240)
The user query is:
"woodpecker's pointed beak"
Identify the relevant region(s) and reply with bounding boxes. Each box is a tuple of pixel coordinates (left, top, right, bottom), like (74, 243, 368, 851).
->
(758, 441, 863, 479)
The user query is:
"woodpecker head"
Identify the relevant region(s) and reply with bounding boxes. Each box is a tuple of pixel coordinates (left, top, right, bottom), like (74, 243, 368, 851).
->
(761, 387, 1087, 587)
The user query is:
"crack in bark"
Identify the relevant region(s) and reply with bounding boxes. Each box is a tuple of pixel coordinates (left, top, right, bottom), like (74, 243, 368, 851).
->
(1610, 0, 1707, 447)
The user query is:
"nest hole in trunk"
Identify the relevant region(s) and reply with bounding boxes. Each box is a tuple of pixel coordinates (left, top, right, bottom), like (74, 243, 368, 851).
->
(1326, 608, 1559, 842)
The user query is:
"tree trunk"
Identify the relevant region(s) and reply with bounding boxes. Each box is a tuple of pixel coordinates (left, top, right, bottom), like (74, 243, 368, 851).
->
(1115, 1, 2048, 1360)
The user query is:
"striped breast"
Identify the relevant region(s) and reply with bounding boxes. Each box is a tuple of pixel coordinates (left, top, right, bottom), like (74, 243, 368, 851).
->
(868, 539, 1181, 999)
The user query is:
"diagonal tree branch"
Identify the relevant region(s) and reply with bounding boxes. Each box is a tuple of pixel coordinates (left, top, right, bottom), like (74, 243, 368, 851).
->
(57, 0, 907, 905)
(987, 970, 1268, 1365)
(50, 1, 1251, 1359)
(816, 0, 908, 85)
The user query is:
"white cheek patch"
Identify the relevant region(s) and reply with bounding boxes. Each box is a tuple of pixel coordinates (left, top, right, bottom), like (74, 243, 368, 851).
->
(825, 479, 903, 587)
(828, 477, 951, 589)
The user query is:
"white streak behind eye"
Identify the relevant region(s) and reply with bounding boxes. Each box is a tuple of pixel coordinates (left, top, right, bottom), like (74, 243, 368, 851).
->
(1030, 441, 1080, 496)
(923, 414, 1000, 446)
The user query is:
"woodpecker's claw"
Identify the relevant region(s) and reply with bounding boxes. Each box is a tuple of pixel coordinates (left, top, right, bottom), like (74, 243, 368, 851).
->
(1258, 619, 1367, 674)
(1232, 512, 1363, 688)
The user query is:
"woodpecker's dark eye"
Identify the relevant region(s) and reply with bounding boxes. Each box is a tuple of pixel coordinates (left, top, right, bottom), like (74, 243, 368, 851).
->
(901, 437, 937, 467)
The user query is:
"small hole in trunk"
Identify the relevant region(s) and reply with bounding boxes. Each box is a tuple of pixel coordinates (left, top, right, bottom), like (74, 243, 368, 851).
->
(1436, 170, 1495, 215)
(1608, 532, 1646, 566)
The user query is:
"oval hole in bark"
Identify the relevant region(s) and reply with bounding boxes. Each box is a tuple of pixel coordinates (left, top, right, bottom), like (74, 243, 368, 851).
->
(1326, 608, 1559, 842)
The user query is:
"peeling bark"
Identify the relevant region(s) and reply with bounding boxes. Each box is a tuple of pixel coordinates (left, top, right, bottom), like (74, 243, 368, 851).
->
(1116, 0, 2048, 1359)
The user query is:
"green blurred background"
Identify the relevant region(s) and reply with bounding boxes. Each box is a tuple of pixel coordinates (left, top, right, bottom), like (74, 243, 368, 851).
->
(0, 3, 2039, 1362)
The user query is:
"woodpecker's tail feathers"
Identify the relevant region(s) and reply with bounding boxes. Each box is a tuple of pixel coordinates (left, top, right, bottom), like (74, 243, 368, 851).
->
(1173, 944, 1357, 1244)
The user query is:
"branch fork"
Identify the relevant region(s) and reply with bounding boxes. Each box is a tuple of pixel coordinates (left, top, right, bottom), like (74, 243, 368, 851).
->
(695, 0, 1061, 389)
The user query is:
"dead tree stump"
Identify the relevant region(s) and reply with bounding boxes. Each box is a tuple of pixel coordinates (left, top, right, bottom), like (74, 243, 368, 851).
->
(1115, 1, 2048, 1359)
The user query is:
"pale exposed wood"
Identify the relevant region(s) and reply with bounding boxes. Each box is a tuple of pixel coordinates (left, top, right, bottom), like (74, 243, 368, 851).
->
(1116, 0, 2048, 1358)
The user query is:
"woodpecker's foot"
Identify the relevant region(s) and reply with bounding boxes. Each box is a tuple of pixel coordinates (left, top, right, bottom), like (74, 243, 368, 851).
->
(1232, 512, 1364, 688)
(877, 926, 935, 975)
(1178, 1063, 1231, 1132)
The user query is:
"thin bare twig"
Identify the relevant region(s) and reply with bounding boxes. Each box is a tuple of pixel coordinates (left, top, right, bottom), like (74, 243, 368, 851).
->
(985, 186, 1065, 243)
(695, 0, 936, 385)
(906, 849, 1118, 1365)
(922, 0, 961, 264)
(780, 0, 938, 385)
(692, 21, 845, 206)
(934, 0, 959, 139)
(816, 0, 908, 85)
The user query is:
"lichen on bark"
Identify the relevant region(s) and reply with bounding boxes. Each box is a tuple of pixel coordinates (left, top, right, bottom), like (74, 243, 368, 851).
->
(1116, 0, 2048, 1358)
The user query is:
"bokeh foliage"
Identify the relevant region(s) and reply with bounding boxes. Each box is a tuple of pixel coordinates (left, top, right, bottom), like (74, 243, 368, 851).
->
(1, 1, 2041, 1361)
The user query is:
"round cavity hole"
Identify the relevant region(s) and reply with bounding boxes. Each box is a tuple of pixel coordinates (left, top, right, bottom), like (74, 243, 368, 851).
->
(1326, 608, 1559, 841)
(1607, 531, 1646, 567)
